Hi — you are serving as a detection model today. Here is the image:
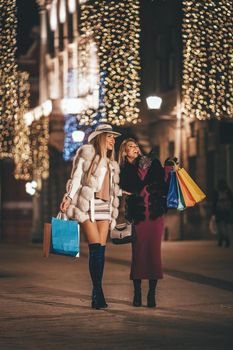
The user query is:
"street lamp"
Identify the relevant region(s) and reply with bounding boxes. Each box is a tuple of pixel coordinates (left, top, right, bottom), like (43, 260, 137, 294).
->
(25, 181, 38, 196)
(72, 130, 85, 143)
(146, 96, 162, 109)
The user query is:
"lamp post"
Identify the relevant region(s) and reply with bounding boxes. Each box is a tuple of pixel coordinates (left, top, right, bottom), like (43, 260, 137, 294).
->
(145, 95, 162, 152)
(175, 30, 184, 241)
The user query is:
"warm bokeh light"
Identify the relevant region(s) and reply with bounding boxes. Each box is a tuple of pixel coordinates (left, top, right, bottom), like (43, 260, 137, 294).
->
(68, 0, 76, 14)
(0, 0, 18, 158)
(80, 0, 141, 126)
(50, 0, 58, 31)
(59, 0, 66, 24)
(182, 1, 232, 120)
(13, 71, 32, 180)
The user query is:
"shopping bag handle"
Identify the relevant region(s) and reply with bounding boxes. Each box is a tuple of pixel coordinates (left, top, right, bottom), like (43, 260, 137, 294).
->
(171, 160, 180, 170)
(57, 211, 68, 220)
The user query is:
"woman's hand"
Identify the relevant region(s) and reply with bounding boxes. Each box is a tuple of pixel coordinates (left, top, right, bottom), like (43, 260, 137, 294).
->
(122, 190, 132, 196)
(164, 157, 179, 166)
(60, 196, 71, 212)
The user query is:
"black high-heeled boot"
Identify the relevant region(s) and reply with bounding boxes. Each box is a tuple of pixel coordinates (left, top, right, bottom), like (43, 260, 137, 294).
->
(147, 279, 157, 308)
(89, 243, 106, 309)
(99, 245, 108, 308)
(133, 279, 142, 307)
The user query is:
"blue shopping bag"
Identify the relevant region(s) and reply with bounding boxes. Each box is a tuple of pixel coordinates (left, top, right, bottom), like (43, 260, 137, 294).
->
(176, 176, 186, 211)
(51, 213, 80, 257)
(167, 171, 179, 208)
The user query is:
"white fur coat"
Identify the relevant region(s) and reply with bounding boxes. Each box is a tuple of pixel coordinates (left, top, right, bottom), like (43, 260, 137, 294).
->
(65, 144, 120, 230)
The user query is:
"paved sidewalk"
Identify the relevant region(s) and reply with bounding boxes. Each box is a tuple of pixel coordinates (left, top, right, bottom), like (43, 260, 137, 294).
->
(0, 240, 232, 350)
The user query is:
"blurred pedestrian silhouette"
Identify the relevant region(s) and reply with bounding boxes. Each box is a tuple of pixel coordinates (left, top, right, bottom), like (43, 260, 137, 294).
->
(212, 179, 233, 247)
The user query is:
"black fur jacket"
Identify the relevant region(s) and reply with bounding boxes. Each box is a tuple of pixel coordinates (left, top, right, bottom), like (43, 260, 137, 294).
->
(120, 156, 168, 224)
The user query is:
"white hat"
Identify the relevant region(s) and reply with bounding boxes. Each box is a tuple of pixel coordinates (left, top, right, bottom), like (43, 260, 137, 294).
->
(88, 124, 121, 143)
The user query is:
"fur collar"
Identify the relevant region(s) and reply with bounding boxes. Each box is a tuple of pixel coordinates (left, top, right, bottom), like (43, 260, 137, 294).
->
(76, 144, 95, 161)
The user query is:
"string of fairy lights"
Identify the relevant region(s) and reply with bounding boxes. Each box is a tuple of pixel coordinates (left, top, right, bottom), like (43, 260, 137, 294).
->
(1, 0, 232, 188)
(77, 37, 100, 126)
(30, 116, 49, 181)
(13, 72, 50, 182)
(0, 0, 18, 158)
(182, 0, 233, 120)
(13, 72, 32, 180)
(80, 0, 141, 126)
(0, 0, 50, 184)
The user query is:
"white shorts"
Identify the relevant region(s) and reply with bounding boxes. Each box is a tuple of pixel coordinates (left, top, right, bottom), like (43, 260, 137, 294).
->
(92, 199, 111, 221)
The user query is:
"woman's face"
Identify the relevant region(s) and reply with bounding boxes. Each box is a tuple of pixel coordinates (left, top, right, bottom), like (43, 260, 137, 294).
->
(125, 141, 140, 162)
(105, 133, 116, 151)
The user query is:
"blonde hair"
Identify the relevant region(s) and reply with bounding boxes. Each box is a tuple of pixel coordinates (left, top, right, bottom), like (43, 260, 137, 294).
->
(86, 133, 115, 181)
(118, 138, 141, 167)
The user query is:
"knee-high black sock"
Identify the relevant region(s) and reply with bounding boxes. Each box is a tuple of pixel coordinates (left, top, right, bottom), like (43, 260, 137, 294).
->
(99, 245, 108, 307)
(99, 245, 106, 282)
(148, 279, 157, 294)
(133, 279, 141, 293)
(147, 279, 157, 308)
(88, 243, 101, 291)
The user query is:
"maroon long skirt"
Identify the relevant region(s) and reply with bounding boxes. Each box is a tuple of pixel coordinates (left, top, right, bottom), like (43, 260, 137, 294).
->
(130, 170, 164, 280)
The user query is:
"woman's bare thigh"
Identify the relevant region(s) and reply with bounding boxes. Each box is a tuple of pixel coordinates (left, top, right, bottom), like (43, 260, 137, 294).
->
(96, 220, 110, 245)
(81, 220, 100, 244)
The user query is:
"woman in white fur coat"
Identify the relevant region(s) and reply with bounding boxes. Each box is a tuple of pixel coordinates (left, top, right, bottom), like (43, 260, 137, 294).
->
(60, 124, 121, 309)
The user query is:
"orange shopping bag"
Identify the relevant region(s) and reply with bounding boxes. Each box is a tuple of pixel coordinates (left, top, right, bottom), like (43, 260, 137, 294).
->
(176, 171, 196, 207)
(177, 168, 206, 203)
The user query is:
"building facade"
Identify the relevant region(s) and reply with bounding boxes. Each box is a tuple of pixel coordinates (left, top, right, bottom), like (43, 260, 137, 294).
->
(135, 0, 233, 240)
(1, 0, 232, 242)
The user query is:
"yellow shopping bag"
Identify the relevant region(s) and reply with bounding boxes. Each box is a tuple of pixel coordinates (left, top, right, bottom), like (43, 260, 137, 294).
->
(177, 168, 206, 203)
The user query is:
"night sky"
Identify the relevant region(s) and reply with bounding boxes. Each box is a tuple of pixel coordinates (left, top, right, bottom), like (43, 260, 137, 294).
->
(16, 0, 39, 57)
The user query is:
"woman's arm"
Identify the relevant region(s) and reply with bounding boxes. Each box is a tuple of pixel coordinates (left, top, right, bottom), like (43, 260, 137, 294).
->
(122, 190, 132, 195)
(119, 162, 143, 194)
(60, 157, 84, 212)
(145, 158, 167, 194)
(66, 157, 84, 199)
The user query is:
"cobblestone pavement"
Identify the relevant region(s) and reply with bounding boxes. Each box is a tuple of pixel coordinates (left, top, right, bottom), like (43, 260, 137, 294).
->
(0, 240, 232, 350)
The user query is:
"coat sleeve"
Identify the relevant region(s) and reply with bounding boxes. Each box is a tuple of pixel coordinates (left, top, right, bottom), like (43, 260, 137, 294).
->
(145, 158, 167, 195)
(66, 157, 84, 200)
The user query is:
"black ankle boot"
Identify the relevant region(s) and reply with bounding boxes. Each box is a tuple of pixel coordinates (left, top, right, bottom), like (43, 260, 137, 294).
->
(147, 280, 157, 308)
(89, 243, 106, 309)
(147, 292, 156, 308)
(133, 279, 142, 307)
(91, 287, 102, 309)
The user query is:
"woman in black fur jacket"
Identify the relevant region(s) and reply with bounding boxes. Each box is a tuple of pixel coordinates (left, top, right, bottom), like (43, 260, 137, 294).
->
(119, 138, 170, 308)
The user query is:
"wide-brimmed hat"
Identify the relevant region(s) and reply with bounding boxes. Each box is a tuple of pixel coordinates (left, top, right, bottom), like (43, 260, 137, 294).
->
(88, 124, 121, 143)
